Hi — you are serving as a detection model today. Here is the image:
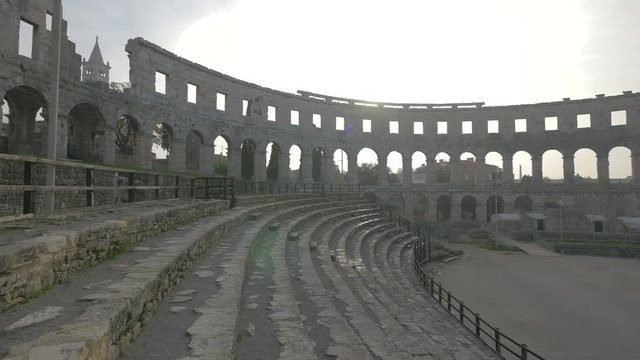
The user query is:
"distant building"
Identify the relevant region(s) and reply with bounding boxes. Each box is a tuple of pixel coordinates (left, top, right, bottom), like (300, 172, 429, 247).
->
(82, 37, 110, 84)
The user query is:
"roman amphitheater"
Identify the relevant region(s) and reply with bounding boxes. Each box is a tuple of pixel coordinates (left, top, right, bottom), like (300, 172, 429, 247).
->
(1, 1, 639, 360)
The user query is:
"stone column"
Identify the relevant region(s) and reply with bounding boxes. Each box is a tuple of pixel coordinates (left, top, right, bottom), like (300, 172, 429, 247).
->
(597, 154, 610, 185)
(632, 150, 640, 185)
(228, 145, 242, 179)
(402, 155, 412, 184)
(563, 153, 575, 184)
(302, 150, 313, 183)
(136, 132, 154, 169)
(199, 142, 215, 175)
(168, 140, 186, 172)
(255, 147, 267, 181)
(102, 125, 116, 164)
(378, 156, 388, 185)
(322, 150, 333, 183)
(278, 149, 289, 182)
(347, 153, 359, 184)
(502, 156, 514, 183)
(532, 154, 543, 183)
(55, 114, 69, 159)
(452, 196, 462, 221)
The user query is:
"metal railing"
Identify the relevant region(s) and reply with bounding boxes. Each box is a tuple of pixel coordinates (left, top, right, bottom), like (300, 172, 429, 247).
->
(361, 187, 546, 360)
(235, 180, 360, 196)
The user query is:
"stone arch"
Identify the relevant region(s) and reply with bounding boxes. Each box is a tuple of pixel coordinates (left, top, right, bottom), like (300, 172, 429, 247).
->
(435, 152, 451, 184)
(241, 139, 257, 180)
(512, 150, 532, 182)
(333, 148, 349, 183)
(152, 123, 173, 161)
(486, 195, 504, 223)
(436, 194, 451, 222)
(574, 148, 597, 182)
(185, 130, 203, 171)
(289, 144, 302, 181)
(609, 146, 632, 181)
(514, 195, 533, 212)
(357, 147, 379, 185)
(2, 86, 48, 155)
(387, 150, 402, 184)
(459, 152, 476, 161)
(542, 149, 563, 182)
(461, 194, 477, 220)
(485, 151, 503, 170)
(115, 115, 139, 156)
(409, 193, 428, 223)
(213, 135, 230, 175)
(312, 147, 325, 182)
(68, 103, 107, 162)
(411, 151, 427, 184)
(266, 142, 282, 181)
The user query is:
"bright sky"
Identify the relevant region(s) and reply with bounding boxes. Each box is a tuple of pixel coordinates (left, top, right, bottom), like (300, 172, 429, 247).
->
(64, 0, 639, 179)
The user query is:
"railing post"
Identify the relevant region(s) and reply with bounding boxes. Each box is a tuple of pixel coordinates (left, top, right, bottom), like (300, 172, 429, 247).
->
(459, 302, 464, 323)
(475, 313, 481, 336)
(521, 344, 528, 360)
(430, 279, 434, 295)
(23, 161, 35, 214)
(438, 285, 443, 303)
(86, 168, 94, 207)
(495, 327, 501, 355)
(174, 176, 180, 198)
(128, 172, 135, 202)
(230, 178, 236, 208)
(447, 292, 452, 312)
(155, 175, 160, 200)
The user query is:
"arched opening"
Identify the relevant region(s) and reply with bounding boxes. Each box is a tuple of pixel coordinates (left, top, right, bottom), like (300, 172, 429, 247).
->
(115, 115, 138, 156)
(289, 144, 302, 181)
(333, 148, 349, 183)
(486, 195, 504, 223)
(461, 195, 477, 220)
(410, 193, 428, 223)
(542, 149, 564, 182)
(574, 148, 597, 182)
(241, 139, 256, 180)
(68, 103, 107, 162)
(357, 147, 379, 185)
(185, 130, 203, 171)
(2, 86, 48, 155)
(436, 195, 451, 221)
(435, 152, 451, 183)
(459, 152, 476, 161)
(152, 123, 173, 162)
(266, 142, 282, 181)
(512, 151, 532, 182)
(213, 135, 230, 175)
(514, 195, 533, 212)
(411, 151, 427, 184)
(459, 152, 477, 184)
(387, 150, 402, 184)
(609, 146, 632, 181)
(484, 151, 504, 183)
(312, 147, 324, 182)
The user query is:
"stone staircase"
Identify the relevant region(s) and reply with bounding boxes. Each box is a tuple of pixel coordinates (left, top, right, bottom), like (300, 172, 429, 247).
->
(0, 193, 499, 360)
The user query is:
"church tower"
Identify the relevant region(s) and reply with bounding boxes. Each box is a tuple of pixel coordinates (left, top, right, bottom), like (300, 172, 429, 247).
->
(82, 36, 110, 84)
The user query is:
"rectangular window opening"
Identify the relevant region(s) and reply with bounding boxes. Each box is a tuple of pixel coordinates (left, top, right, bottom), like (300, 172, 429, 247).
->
(216, 92, 226, 111)
(187, 83, 197, 104)
(46, 13, 53, 31)
(413, 121, 423, 135)
(611, 110, 627, 126)
(242, 99, 249, 116)
(291, 110, 299, 125)
(312, 113, 322, 128)
(267, 105, 277, 121)
(487, 120, 499, 133)
(154, 71, 166, 94)
(577, 114, 591, 128)
(437, 121, 448, 134)
(462, 120, 473, 134)
(19, 20, 35, 58)
(336, 116, 345, 131)
(545, 116, 558, 131)
(389, 120, 399, 134)
(363, 119, 372, 133)
(515, 118, 527, 133)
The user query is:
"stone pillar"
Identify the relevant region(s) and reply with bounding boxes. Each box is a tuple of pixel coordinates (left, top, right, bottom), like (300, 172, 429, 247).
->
(228, 145, 242, 179)
(477, 199, 488, 225)
(199, 143, 214, 175)
(452, 197, 462, 221)
(102, 125, 116, 164)
(597, 154, 610, 185)
(55, 114, 69, 159)
(502, 157, 514, 183)
(402, 155, 412, 184)
(378, 156, 388, 185)
(632, 150, 640, 185)
(302, 151, 313, 183)
(136, 132, 154, 169)
(278, 149, 289, 182)
(532, 155, 543, 183)
(255, 147, 267, 181)
(347, 153, 359, 184)
(168, 140, 186, 172)
(563, 153, 575, 184)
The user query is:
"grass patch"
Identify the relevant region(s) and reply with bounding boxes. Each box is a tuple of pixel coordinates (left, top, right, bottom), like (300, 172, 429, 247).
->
(104, 241, 136, 260)
(2, 284, 55, 313)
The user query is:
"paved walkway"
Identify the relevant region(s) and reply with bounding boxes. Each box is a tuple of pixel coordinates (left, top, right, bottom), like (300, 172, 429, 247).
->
(494, 233, 560, 256)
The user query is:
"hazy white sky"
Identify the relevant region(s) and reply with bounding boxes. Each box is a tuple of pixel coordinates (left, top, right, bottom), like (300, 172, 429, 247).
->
(64, 0, 638, 178)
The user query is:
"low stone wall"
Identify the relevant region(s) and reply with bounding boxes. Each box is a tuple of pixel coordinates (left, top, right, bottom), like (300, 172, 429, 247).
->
(0, 199, 229, 311)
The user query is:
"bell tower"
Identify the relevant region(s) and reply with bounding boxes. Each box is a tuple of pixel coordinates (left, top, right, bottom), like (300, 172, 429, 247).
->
(82, 36, 110, 84)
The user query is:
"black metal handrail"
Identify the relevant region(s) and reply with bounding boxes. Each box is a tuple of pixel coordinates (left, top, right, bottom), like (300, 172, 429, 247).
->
(360, 186, 546, 360)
